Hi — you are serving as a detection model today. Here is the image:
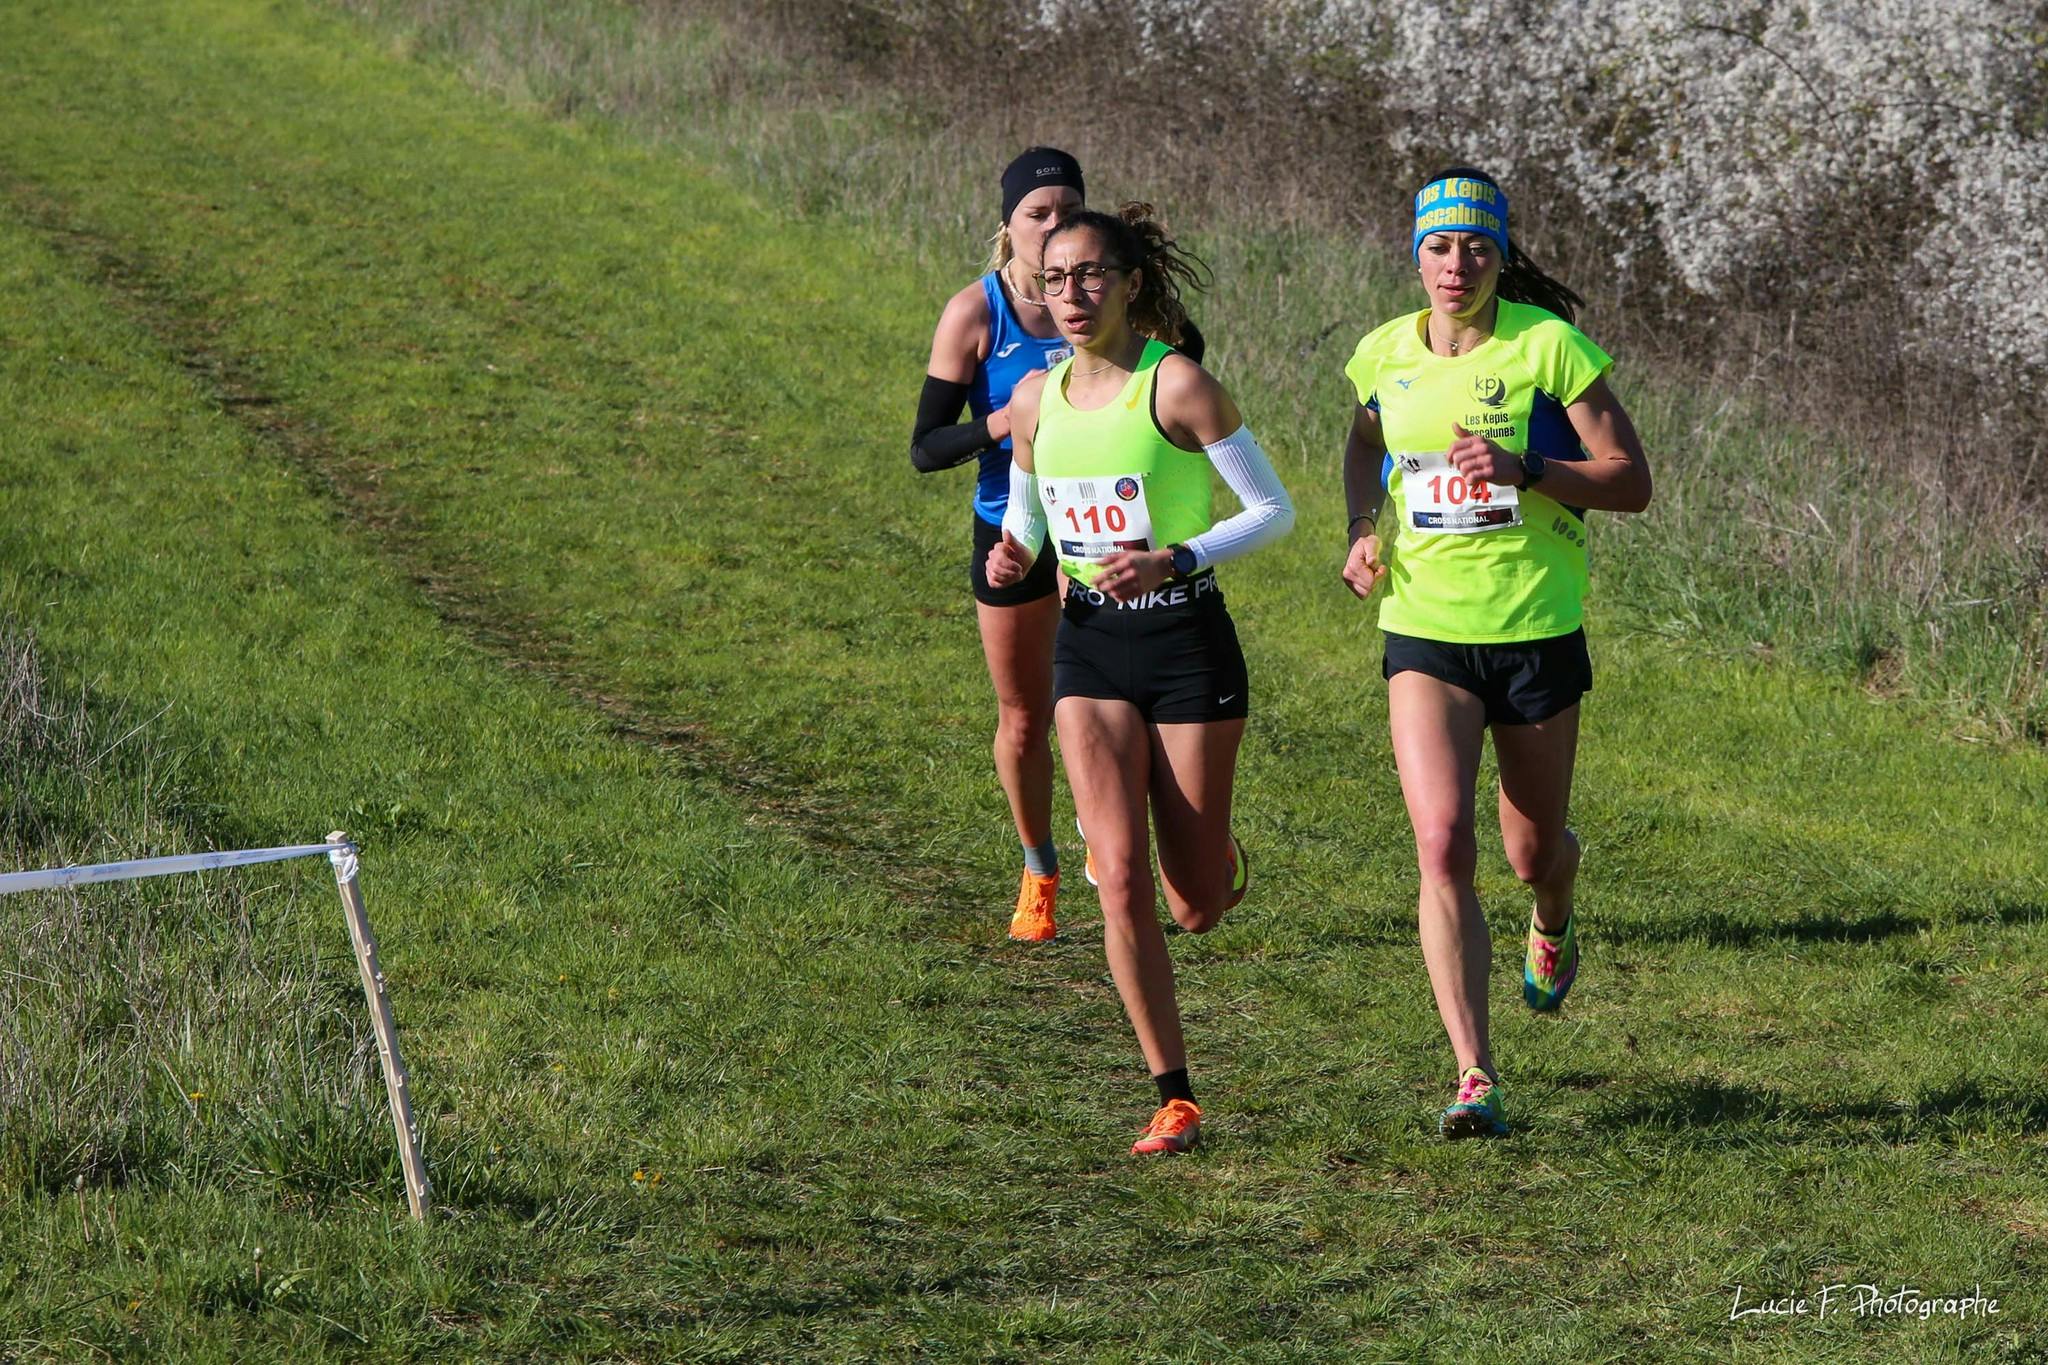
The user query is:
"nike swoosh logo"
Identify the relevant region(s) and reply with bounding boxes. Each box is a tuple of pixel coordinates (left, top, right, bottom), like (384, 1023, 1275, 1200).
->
(996, 342, 1023, 359)
(1217, 694, 1237, 705)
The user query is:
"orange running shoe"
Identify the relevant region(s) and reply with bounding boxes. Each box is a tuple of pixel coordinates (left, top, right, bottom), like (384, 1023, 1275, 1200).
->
(1075, 815, 1098, 888)
(1009, 869, 1058, 942)
(1131, 1098, 1202, 1155)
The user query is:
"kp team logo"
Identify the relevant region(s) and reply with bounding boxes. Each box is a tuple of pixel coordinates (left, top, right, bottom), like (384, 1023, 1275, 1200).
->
(1470, 375, 1507, 408)
(1114, 476, 1141, 501)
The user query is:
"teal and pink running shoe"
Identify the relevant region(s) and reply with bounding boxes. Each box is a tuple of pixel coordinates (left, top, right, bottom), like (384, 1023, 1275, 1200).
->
(1440, 1066, 1507, 1139)
(1523, 913, 1578, 1012)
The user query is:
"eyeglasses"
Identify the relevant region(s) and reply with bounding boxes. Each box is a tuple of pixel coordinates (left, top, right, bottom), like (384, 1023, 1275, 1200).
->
(1035, 262, 1120, 297)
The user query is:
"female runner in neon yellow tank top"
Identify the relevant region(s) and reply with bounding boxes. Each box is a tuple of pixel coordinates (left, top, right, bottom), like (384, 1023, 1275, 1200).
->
(1341, 168, 1653, 1139)
(986, 204, 1294, 1155)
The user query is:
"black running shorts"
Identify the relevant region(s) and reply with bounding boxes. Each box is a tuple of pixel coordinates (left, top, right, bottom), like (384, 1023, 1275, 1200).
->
(970, 512, 1057, 607)
(1054, 570, 1249, 723)
(1382, 627, 1592, 727)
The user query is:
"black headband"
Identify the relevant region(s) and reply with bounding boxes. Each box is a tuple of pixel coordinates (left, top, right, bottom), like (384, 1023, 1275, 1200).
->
(1001, 147, 1084, 223)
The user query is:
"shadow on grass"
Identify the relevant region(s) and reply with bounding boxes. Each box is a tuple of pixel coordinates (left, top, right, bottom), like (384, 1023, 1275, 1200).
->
(1589, 1076, 2048, 1142)
(1603, 897, 2046, 950)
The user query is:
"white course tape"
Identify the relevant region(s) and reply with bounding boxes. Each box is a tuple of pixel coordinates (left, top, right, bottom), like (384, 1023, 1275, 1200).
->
(0, 842, 353, 896)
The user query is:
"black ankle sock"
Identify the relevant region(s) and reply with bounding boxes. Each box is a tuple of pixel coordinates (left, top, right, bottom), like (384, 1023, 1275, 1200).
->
(1153, 1067, 1195, 1106)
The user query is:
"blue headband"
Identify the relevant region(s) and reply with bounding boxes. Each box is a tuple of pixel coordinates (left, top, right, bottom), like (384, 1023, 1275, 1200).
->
(1412, 177, 1509, 260)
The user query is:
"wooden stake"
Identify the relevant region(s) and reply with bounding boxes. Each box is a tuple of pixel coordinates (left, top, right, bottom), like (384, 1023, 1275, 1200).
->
(327, 831, 431, 1222)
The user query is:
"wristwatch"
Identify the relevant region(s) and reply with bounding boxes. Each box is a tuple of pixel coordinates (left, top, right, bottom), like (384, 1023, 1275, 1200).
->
(1168, 543, 1198, 577)
(1516, 448, 1547, 488)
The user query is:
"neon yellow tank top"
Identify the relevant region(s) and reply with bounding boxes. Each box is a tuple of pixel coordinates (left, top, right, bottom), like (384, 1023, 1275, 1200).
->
(1033, 340, 1211, 587)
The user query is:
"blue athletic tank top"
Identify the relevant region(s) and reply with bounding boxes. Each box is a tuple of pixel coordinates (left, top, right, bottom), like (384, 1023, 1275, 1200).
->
(968, 271, 1071, 526)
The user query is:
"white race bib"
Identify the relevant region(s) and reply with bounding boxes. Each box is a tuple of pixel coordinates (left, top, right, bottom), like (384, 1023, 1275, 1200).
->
(1040, 472, 1155, 564)
(1395, 450, 1520, 535)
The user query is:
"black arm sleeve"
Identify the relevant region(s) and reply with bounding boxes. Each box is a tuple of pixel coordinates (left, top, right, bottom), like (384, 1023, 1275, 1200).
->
(911, 375, 994, 473)
(1176, 318, 1207, 366)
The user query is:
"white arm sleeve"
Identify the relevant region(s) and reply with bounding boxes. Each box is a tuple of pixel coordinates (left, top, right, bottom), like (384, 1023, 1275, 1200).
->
(999, 460, 1047, 559)
(1183, 425, 1295, 570)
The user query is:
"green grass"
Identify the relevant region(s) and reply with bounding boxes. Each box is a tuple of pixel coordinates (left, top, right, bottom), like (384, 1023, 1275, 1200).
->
(0, 0, 2044, 1358)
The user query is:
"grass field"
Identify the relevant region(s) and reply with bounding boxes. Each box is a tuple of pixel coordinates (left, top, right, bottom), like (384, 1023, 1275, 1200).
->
(1, 1, 2045, 1359)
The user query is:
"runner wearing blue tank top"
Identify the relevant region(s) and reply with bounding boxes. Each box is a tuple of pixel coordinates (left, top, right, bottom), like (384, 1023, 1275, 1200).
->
(912, 147, 1086, 944)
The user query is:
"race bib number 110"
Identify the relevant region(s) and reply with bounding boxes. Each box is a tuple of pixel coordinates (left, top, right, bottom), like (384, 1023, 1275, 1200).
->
(1040, 473, 1155, 564)
(1397, 449, 1520, 535)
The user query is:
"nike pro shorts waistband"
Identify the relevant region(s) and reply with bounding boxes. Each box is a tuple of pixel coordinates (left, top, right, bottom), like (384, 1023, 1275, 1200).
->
(1054, 572, 1248, 723)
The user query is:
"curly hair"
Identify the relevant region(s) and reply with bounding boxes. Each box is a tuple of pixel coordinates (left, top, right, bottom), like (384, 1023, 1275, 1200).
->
(1044, 202, 1211, 347)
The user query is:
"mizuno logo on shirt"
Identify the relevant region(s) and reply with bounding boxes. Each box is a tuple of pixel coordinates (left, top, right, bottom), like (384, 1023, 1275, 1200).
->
(996, 342, 1023, 359)
(1396, 377, 1415, 389)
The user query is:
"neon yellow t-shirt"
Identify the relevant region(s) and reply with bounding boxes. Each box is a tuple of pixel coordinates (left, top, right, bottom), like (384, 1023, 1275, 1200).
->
(1345, 299, 1613, 644)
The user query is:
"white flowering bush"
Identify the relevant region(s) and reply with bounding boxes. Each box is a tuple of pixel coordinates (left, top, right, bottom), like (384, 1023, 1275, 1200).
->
(1331, 0, 2048, 385)
(811, 0, 2048, 388)
(1913, 133, 2048, 384)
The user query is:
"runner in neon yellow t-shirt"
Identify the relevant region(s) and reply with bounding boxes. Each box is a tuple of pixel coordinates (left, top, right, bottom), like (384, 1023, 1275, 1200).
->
(1339, 166, 1653, 1139)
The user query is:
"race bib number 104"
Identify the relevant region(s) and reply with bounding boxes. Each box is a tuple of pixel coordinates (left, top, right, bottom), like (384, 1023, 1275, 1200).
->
(1040, 473, 1155, 564)
(1396, 449, 1520, 535)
